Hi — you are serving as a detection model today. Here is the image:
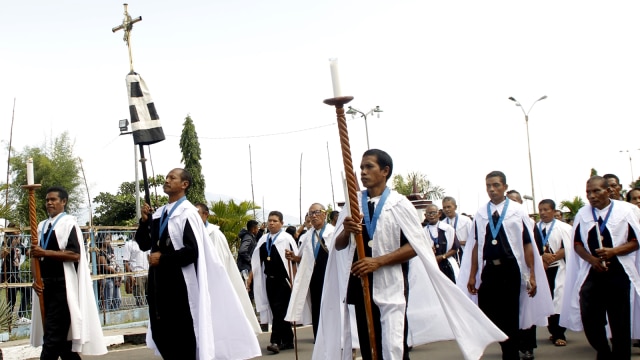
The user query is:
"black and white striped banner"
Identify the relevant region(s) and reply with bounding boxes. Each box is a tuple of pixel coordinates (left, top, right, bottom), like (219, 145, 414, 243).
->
(126, 73, 165, 145)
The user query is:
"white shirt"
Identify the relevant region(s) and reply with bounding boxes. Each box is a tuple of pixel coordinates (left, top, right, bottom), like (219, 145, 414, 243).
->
(122, 240, 149, 276)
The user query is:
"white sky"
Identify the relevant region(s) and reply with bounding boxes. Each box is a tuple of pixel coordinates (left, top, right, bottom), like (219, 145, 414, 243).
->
(2, 0, 640, 222)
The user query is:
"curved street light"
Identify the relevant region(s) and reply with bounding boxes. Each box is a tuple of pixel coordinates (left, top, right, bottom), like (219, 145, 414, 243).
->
(346, 105, 383, 149)
(508, 95, 547, 215)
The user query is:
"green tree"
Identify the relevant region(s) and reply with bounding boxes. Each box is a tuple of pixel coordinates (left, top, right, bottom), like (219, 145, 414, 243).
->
(9, 132, 82, 225)
(590, 168, 598, 177)
(392, 172, 445, 200)
(560, 196, 585, 222)
(209, 199, 260, 251)
(179, 115, 206, 204)
(92, 176, 168, 226)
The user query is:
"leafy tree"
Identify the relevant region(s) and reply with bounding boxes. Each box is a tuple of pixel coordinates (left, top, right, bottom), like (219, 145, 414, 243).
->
(560, 196, 585, 222)
(93, 175, 168, 226)
(209, 199, 260, 251)
(392, 172, 445, 200)
(590, 168, 598, 177)
(179, 115, 206, 204)
(9, 132, 82, 225)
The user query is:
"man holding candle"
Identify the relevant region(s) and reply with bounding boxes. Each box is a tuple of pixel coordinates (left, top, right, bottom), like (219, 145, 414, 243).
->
(30, 186, 107, 359)
(560, 176, 640, 359)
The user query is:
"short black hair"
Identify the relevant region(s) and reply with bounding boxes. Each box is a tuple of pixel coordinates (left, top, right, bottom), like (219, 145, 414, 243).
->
(442, 196, 457, 205)
(486, 171, 507, 185)
(285, 226, 297, 238)
(329, 211, 340, 221)
(195, 202, 209, 213)
(179, 168, 193, 194)
(506, 190, 520, 196)
(363, 149, 393, 180)
(45, 186, 69, 211)
(603, 173, 620, 185)
(247, 220, 259, 230)
(626, 188, 640, 202)
(269, 210, 283, 223)
(587, 175, 607, 189)
(538, 199, 556, 210)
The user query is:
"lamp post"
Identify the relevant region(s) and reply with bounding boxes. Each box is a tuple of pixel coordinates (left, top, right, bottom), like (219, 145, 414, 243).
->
(619, 149, 638, 185)
(508, 95, 547, 215)
(346, 105, 383, 149)
(119, 119, 141, 220)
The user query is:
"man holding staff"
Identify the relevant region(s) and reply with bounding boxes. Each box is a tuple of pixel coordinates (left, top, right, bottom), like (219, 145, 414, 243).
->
(30, 186, 106, 359)
(561, 176, 640, 359)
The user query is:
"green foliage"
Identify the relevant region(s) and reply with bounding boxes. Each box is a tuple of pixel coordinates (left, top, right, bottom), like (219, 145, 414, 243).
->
(179, 115, 206, 205)
(560, 196, 585, 222)
(9, 132, 82, 226)
(392, 172, 445, 200)
(93, 176, 168, 226)
(590, 168, 598, 177)
(209, 199, 260, 251)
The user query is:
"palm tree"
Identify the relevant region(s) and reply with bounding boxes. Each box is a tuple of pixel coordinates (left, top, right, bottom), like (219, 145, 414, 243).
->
(209, 199, 260, 253)
(392, 172, 445, 200)
(560, 196, 585, 222)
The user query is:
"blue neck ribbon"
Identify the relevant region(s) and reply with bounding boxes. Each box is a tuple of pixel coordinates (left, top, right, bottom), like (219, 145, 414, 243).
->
(266, 231, 282, 259)
(487, 198, 510, 240)
(159, 196, 187, 237)
(591, 201, 614, 235)
(40, 212, 67, 250)
(446, 215, 458, 230)
(537, 219, 556, 247)
(362, 187, 391, 242)
(312, 224, 327, 259)
(427, 223, 439, 245)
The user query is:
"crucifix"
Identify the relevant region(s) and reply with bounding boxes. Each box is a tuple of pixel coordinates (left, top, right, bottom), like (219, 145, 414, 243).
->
(112, 3, 142, 73)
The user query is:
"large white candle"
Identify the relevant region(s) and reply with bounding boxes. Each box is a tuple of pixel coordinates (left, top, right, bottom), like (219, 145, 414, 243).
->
(329, 58, 342, 97)
(27, 158, 34, 185)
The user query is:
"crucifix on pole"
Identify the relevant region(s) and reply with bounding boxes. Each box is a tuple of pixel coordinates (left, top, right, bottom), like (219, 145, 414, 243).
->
(112, 3, 142, 74)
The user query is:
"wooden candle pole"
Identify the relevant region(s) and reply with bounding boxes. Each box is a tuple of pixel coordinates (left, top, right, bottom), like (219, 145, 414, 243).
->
(324, 95, 377, 360)
(22, 184, 44, 323)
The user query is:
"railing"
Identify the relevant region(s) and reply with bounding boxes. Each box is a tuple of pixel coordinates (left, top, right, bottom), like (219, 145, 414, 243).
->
(0, 227, 148, 324)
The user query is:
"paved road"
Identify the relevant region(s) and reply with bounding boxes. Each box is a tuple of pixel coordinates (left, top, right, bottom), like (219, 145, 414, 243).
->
(73, 326, 640, 359)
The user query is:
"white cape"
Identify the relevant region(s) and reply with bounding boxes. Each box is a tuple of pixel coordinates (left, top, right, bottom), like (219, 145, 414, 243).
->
(537, 219, 572, 313)
(424, 221, 460, 281)
(457, 200, 554, 329)
(313, 190, 507, 360)
(30, 215, 107, 356)
(147, 201, 261, 360)
(284, 224, 333, 323)
(206, 222, 262, 334)
(559, 200, 640, 338)
(251, 230, 299, 324)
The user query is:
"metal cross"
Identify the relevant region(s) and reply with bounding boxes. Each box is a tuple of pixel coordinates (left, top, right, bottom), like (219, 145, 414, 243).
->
(112, 3, 142, 73)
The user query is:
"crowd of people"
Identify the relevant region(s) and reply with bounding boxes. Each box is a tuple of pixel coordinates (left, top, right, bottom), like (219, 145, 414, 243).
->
(12, 149, 640, 359)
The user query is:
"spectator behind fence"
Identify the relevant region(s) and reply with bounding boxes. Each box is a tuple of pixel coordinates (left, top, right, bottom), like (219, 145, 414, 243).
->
(123, 236, 149, 306)
(1, 224, 24, 314)
(96, 234, 120, 310)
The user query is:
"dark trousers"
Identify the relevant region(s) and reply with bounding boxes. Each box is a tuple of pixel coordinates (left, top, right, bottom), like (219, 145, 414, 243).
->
(479, 259, 521, 360)
(310, 280, 322, 339)
(266, 276, 293, 345)
(545, 266, 566, 341)
(353, 287, 410, 360)
(519, 326, 537, 352)
(40, 278, 81, 360)
(580, 266, 631, 360)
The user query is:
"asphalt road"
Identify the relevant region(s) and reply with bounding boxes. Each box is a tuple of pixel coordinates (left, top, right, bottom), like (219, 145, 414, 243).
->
(73, 326, 640, 360)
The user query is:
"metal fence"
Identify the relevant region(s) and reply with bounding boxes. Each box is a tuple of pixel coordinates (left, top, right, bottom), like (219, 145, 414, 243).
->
(0, 226, 147, 323)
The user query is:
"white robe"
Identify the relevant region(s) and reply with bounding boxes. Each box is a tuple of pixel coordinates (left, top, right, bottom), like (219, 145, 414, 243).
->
(147, 200, 261, 360)
(457, 199, 554, 329)
(424, 221, 460, 280)
(205, 222, 262, 334)
(559, 200, 640, 338)
(445, 213, 473, 247)
(251, 230, 299, 324)
(536, 219, 572, 313)
(284, 224, 333, 323)
(30, 214, 107, 356)
(313, 190, 507, 360)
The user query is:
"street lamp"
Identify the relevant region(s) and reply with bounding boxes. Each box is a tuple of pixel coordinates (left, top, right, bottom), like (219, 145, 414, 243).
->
(118, 119, 141, 220)
(619, 149, 639, 185)
(346, 105, 383, 149)
(508, 95, 547, 215)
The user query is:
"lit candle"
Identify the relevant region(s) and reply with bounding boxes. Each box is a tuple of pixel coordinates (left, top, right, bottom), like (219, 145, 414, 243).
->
(27, 158, 34, 185)
(329, 58, 342, 98)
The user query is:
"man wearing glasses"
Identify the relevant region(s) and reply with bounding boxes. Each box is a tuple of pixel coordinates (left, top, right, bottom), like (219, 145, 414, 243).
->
(285, 203, 334, 340)
(423, 204, 460, 283)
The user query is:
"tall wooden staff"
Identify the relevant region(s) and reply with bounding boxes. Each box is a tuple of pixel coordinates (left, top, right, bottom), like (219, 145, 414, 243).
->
(22, 161, 44, 323)
(324, 59, 377, 360)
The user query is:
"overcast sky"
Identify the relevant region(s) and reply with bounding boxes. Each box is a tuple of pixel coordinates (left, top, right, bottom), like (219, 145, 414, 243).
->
(2, 1, 640, 222)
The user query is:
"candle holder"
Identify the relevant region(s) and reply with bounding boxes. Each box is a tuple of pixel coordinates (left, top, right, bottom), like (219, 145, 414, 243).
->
(324, 95, 377, 360)
(21, 184, 45, 324)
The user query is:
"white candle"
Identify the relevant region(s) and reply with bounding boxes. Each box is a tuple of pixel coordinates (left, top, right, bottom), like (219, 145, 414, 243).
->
(329, 58, 342, 98)
(26, 158, 34, 185)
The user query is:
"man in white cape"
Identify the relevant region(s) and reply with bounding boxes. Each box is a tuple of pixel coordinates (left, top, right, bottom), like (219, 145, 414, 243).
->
(560, 176, 640, 359)
(442, 196, 473, 263)
(314, 149, 507, 360)
(196, 202, 262, 335)
(30, 186, 107, 359)
(135, 169, 260, 360)
(285, 203, 331, 339)
(423, 203, 460, 283)
(458, 171, 553, 360)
